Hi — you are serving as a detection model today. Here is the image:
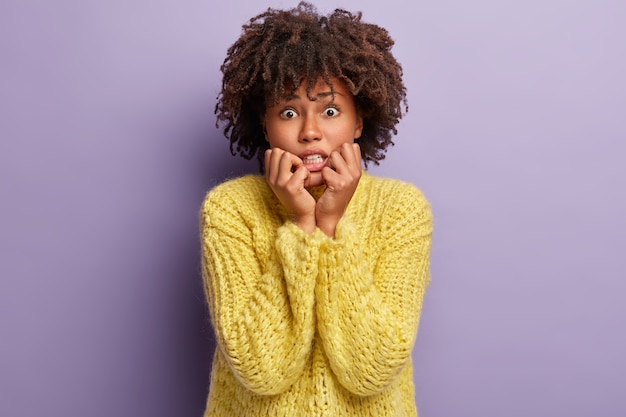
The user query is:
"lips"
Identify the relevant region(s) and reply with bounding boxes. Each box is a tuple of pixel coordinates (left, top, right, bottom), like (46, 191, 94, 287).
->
(299, 151, 328, 172)
(302, 154, 324, 164)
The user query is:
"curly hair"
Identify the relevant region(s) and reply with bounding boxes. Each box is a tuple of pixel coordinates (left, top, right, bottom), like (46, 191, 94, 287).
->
(215, 2, 408, 168)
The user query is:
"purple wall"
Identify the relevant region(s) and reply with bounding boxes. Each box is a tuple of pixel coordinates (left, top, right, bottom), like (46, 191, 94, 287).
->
(1, 1, 624, 416)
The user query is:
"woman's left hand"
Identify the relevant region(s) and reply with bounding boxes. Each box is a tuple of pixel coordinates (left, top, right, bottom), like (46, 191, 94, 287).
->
(316, 143, 362, 237)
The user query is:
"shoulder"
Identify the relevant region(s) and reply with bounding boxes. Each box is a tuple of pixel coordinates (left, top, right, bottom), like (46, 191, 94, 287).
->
(206, 174, 268, 197)
(201, 175, 274, 226)
(354, 173, 432, 239)
(359, 172, 431, 214)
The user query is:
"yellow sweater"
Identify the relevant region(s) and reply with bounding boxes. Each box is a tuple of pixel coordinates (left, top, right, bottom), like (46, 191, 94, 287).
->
(200, 172, 432, 417)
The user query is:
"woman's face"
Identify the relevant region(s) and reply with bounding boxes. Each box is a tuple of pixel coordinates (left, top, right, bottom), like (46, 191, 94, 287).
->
(263, 77, 363, 178)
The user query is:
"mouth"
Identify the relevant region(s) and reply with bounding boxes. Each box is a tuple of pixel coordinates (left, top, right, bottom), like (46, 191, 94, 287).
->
(300, 153, 328, 172)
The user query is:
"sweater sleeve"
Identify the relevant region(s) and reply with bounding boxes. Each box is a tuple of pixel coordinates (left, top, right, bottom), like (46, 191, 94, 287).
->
(315, 182, 433, 396)
(200, 187, 324, 395)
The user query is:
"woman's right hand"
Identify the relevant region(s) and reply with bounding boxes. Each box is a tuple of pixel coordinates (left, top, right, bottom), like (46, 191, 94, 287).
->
(265, 148, 317, 233)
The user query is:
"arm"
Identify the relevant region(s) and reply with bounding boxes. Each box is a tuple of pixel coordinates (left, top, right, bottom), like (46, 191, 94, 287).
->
(200, 187, 323, 395)
(315, 183, 432, 396)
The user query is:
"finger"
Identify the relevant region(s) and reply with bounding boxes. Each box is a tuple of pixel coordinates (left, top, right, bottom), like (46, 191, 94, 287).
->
(337, 142, 361, 176)
(285, 152, 304, 174)
(277, 151, 308, 187)
(264, 149, 272, 180)
(328, 147, 349, 174)
(266, 148, 285, 185)
(342, 142, 359, 167)
(323, 144, 360, 187)
(321, 155, 343, 186)
(291, 163, 311, 188)
(276, 151, 295, 185)
(351, 143, 362, 170)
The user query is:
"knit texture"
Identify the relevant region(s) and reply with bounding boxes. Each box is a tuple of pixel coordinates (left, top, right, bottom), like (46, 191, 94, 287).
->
(200, 172, 432, 417)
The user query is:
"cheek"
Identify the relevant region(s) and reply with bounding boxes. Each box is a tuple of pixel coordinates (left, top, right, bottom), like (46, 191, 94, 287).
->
(263, 121, 276, 143)
(269, 119, 298, 134)
(264, 125, 289, 148)
(337, 125, 358, 143)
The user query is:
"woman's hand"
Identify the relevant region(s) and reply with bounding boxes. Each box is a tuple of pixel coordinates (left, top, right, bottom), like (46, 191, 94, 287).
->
(316, 143, 362, 237)
(265, 148, 317, 234)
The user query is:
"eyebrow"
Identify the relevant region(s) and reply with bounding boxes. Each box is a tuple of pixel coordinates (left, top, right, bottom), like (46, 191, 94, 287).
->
(282, 91, 343, 101)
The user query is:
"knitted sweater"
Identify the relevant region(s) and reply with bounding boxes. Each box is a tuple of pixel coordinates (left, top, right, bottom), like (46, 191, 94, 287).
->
(200, 172, 432, 417)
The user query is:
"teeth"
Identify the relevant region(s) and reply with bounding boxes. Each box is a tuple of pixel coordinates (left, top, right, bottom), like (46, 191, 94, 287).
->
(303, 154, 324, 164)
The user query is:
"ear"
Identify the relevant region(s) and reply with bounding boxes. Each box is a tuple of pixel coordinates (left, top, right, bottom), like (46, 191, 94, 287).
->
(354, 115, 364, 139)
(261, 118, 269, 142)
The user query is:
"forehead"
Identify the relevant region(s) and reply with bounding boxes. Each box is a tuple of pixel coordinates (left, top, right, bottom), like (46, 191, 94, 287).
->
(275, 77, 352, 102)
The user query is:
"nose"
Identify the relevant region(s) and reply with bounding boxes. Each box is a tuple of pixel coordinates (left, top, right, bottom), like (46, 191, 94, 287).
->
(299, 115, 321, 142)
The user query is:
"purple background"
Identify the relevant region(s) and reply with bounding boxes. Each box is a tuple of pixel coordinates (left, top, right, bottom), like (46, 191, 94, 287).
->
(1, 0, 625, 416)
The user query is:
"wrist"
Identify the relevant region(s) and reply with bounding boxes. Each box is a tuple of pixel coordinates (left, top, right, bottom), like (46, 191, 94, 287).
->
(294, 214, 316, 234)
(316, 216, 340, 238)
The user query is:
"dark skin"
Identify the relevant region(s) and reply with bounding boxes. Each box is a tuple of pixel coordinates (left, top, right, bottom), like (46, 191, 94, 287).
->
(216, 4, 408, 171)
(263, 78, 363, 237)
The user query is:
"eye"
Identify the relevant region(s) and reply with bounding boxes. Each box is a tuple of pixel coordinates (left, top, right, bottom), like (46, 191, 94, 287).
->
(280, 109, 297, 119)
(323, 106, 339, 117)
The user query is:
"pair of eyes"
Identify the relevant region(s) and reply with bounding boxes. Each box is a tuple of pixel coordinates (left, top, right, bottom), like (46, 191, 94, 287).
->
(279, 106, 340, 119)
